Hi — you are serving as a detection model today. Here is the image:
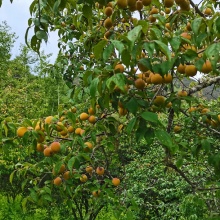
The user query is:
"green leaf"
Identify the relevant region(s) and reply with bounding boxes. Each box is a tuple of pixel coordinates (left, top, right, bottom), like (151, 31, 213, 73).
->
(216, 17, 220, 34)
(82, 4, 92, 19)
(169, 37, 181, 52)
(68, 157, 75, 172)
(127, 25, 142, 43)
(155, 129, 176, 153)
(9, 170, 16, 184)
(111, 40, 125, 54)
(90, 77, 99, 98)
(36, 30, 48, 41)
(125, 97, 138, 115)
(103, 43, 114, 61)
(138, 20, 148, 34)
(106, 73, 126, 91)
(143, 43, 155, 59)
(121, 49, 131, 67)
(141, 111, 158, 123)
(138, 58, 152, 70)
(154, 40, 171, 61)
(125, 118, 137, 134)
(94, 40, 108, 59)
(54, 161, 63, 175)
(42, 194, 53, 202)
(192, 17, 203, 35)
(53, 0, 61, 13)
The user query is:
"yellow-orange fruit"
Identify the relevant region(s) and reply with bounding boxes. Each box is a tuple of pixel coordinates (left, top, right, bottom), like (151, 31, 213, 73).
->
(218, 115, 220, 122)
(163, 73, 172, 83)
(134, 78, 145, 90)
(80, 129, 85, 136)
(177, 63, 186, 74)
(36, 143, 44, 152)
(127, 0, 136, 6)
(188, 107, 197, 113)
(88, 107, 95, 115)
(112, 178, 121, 186)
(45, 116, 54, 124)
(151, 73, 163, 84)
(53, 177, 62, 186)
(88, 115, 96, 124)
(204, 7, 212, 15)
(201, 60, 212, 73)
(142, 0, 152, 6)
(117, 0, 128, 9)
(105, 6, 113, 17)
(150, 7, 159, 14)
(60, 128, 68, 136)
(153, 96, 166, 106)
(165, 23, 171, 30)
(80, 174, 88, 182)
(104, 18, 113, 29)
(50, 141, 61, 153)
(181, 32, 191, 40)
(80, 112, 89, 121)
(43, 147, 52, 157)
(85, 142, 93, 150)
(174, 125, 181, 133)
(186, 22, 192, 31)
(165, 7, 171, 14)
(59, 116, 65, 122)
(177, 90, 188, 97)
(136, 0, 143, 11)
(201, 108, 210, 114)
(185, 65, 197, 77)
(114, 63, 125, 73)
(37, 133, 45, 143)
(63, 171, 70, 180)
(17, 127, 28, 137)
(164, 0, 174, 7)
(35, 122, 44, 131)
(86, 166, 93, 173)
(166, 102, 172, 108)
(67, 126, 74, 133)
(56, 122, 64, 132)
(71, 107, 77, 113)
(92, 190, 101, 197)
(96, 167, 105, 175)
(75, 127, 82, 135)
(149, 15, 156, 22)
(119, 107, 127, 116)
(53, 164, 66, 175)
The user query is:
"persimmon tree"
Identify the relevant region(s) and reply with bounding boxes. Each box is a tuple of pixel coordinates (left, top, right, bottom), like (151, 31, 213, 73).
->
(1, 0, 220, 219)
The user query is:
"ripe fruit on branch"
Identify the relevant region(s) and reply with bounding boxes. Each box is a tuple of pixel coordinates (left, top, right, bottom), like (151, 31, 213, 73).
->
(45, 116, 54, 124)
(112, 178, 121, 186)
(36, 143, 44, 152)
(85, 142, 93, 150)
(75, 127, 82, 135)
(80, 112, 89, 120)
(67, 126, 74, 133)
(185, 65, 197, 77)
(17, 127, 27, 137)
(50, 141, 61, 153)
(201, 60, 212, 73)
(80, 174, 88, 182)
(174, 125, 181, 133)
(56, 122, 64, 132)
(151, 73, 163, 84)
(105, 6, 113, 17)
(43, 147, 52, 157)
(127, 0, 136, 6)
(88, 107, 95, 115)
(119, 107, 127, 116)
(150, 7, 159, 14)
(86, 166, 93, 173)
(53, 164, 66, 175)
(181, 32, 191, 40)
(88, 115, 96, 124)
(164, 0, 174, 8)
(153, 96, 166, 106)
(163, 73, 172, 83)
(177, 90, 188, 97)
(134, 78, 145, 90)
(104, 18, 113, 29)
(96, 167, 105, 175)
(136, 0, 143, 11)
(142, 0, 152, 6)
(92, 190, 101, 197)
(117, 0, 128, 9)
(114, 63, 125, 73)
(60, 128, 68, 136)
(63, 171, 70, 180)
(177, 63, 186, 74)
(53, 177, 62, 186)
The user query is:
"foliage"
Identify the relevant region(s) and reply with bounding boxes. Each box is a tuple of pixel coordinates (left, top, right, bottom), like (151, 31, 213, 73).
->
(1, 0, 220, 219)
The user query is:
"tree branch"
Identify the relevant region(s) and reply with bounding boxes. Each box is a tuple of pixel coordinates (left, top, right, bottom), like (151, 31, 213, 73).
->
(188, 76, 220, 96)
(189, 0, 206, 18)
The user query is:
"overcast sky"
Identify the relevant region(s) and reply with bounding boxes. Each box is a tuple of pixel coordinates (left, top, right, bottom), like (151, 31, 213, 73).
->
(0, 0, 201, 63)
